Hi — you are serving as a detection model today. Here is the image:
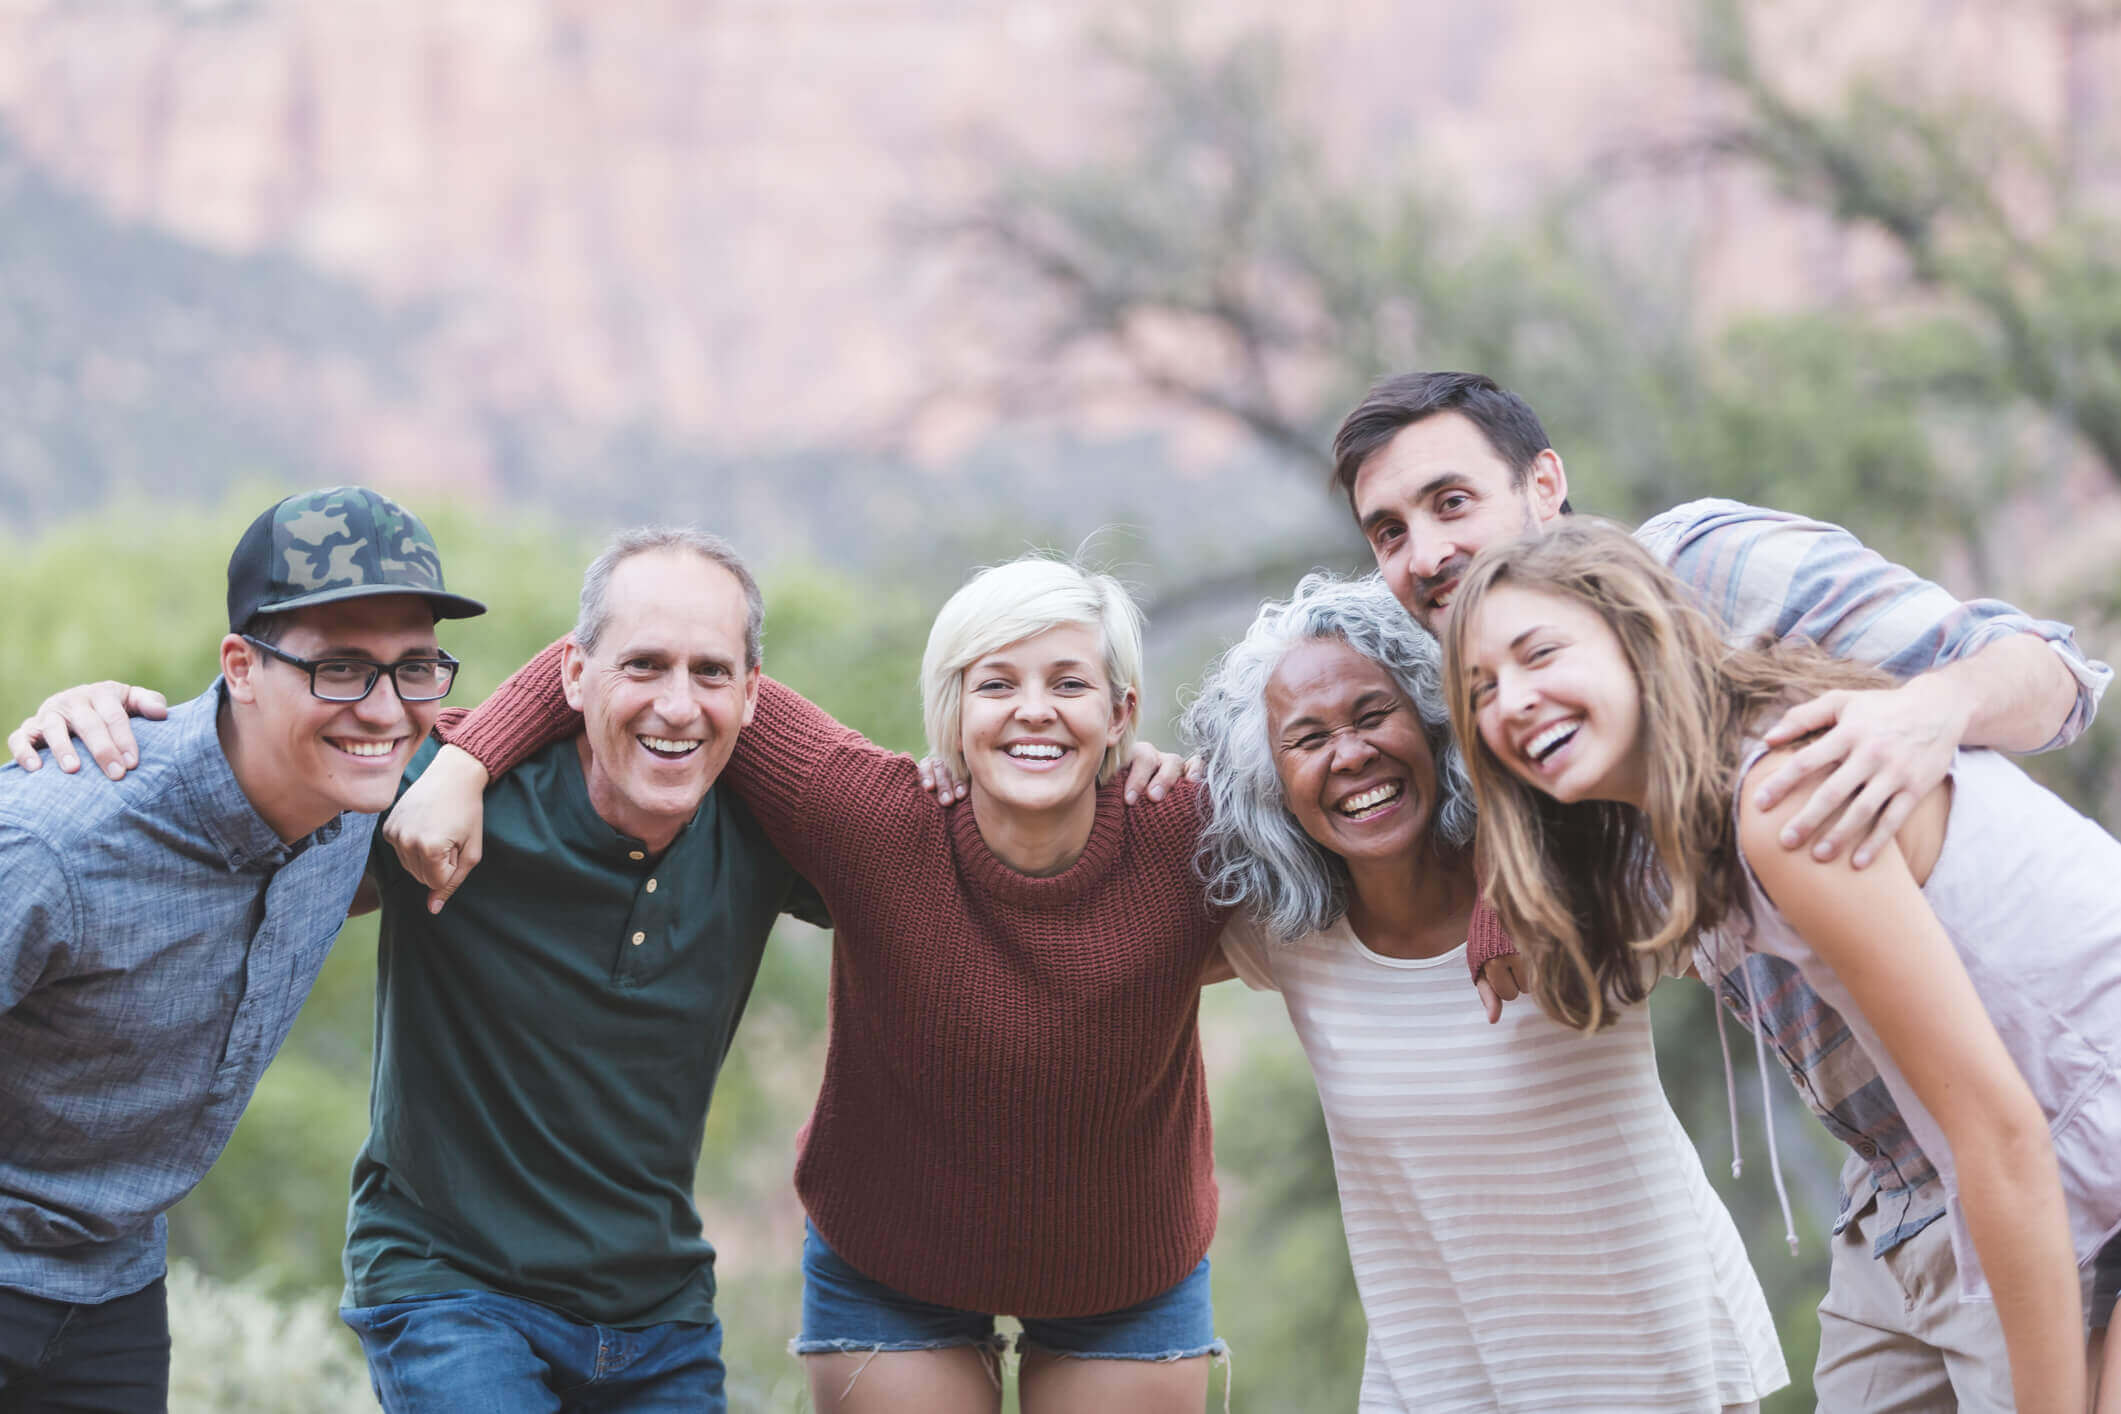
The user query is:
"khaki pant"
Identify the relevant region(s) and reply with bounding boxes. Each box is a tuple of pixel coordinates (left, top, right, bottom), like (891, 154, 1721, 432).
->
(1812, 1156, 2010, 1413)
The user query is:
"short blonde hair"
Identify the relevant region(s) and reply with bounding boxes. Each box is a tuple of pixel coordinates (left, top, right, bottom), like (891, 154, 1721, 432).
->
(920, 554, 1145, 783)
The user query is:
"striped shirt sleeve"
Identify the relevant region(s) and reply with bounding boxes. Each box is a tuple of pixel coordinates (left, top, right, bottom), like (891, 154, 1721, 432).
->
(1217, 914, 1281, 993)
(1636, 498, 2112, 751)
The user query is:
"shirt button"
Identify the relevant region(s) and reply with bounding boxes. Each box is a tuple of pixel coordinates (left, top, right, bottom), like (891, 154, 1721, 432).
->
(632, 932, 646, 946)
(1856, 1141, 1878, 1159)
(646, 879, 658, 893)
(628, 850, 645, 861)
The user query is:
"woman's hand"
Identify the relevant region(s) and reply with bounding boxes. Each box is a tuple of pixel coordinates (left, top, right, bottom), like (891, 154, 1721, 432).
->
(383, 744, 493, 913)
(8, 681, 167, 777)
(1474, 955, 1528, 1024)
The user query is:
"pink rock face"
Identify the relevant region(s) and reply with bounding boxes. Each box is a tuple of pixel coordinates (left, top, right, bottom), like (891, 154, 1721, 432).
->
(0, 0, 2112, 513)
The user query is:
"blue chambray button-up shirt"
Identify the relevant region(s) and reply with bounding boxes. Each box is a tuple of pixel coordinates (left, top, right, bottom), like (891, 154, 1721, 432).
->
(0, 682, 374, 1304)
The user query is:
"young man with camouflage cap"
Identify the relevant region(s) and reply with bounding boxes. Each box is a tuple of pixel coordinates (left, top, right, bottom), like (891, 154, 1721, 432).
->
(0, 487, 481, 1412)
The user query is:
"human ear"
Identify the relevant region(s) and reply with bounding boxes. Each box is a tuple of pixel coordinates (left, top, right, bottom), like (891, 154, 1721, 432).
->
(220, 634, 261, 705)
(1527, 450, 1569, 525)
(560, 639, 589, 712)
(1107, 685, 1139, 744)
(738, 665, 760, 728)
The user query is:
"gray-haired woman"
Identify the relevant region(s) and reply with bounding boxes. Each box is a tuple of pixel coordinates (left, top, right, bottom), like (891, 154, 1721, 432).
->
(1185, 571, 1786, 1414)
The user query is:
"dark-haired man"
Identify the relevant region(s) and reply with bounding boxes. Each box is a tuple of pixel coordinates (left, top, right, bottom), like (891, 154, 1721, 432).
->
(1331, 371, 2111, 1412)
(1333, 371, 2103, 859)
(0, 488, 482, 1412)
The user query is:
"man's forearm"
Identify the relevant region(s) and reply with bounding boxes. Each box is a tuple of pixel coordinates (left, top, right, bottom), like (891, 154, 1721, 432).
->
(1928, 633, 2078, 754)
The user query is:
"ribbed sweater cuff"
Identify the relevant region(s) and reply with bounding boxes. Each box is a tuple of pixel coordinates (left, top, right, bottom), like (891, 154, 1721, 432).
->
(438, 639, 579, 775)
(1466, 900, 1517, 985)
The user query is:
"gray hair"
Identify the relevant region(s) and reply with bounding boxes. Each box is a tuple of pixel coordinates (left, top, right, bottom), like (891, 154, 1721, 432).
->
(1181, 572, 1476, 942)
(574, 526, 765, 668)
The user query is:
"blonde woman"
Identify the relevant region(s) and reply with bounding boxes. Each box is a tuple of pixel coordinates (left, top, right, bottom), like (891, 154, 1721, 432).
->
(385, 555, 1227, 1414)
(1446, 520, 2121, 1414)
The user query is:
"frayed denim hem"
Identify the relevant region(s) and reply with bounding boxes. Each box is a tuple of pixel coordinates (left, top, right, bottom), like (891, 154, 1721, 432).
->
(1017, 1339, 1233, 1412)
(790, 1334, 1010, 1399)
(789, 1335, 1008, 1357)
(1014, 1337, 1226, 1363)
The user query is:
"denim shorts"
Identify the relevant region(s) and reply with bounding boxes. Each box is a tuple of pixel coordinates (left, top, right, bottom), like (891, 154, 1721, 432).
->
(791, 1220, 1223, 1362)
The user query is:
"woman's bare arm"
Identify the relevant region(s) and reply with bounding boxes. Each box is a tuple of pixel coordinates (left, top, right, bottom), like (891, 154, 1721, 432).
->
(1740, 751, 2083, 1414)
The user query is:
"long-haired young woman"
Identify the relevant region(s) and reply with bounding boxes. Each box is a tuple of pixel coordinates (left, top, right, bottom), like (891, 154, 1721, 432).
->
(1445, 520, 2121, 1414)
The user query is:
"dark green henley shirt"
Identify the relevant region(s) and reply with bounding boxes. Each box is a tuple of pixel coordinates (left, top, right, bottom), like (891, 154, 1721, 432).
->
(341, 734, 824, 1328)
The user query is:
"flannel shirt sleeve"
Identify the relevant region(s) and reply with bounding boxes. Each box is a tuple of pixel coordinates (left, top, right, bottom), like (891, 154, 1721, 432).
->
(1638, 498, 2111, 751)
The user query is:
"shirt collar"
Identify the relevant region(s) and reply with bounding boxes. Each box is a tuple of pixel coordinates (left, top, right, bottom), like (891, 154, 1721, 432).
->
(181, 679, 347, 872)
(551, 730, 711, 864)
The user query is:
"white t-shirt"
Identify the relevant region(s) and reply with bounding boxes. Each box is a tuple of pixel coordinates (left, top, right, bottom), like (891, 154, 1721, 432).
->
(1223, 914, 1787, 1413)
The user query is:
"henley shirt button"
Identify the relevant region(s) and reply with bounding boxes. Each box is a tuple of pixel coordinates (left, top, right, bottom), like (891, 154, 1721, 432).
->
(646, 879, 658, 893)
(628, 850, 645, 861)
(632, 932, 646, 946)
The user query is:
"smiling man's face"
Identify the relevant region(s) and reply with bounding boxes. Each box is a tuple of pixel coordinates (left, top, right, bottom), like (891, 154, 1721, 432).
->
(231, 595, 446, 830)
(1350, 411, 1568, 634)
(562, 548, 758, 854)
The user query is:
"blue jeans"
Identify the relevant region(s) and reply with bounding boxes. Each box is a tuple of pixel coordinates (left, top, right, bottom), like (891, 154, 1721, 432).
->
(793, 1220, 1223, 1362)
(341, 1289, 725, 1414)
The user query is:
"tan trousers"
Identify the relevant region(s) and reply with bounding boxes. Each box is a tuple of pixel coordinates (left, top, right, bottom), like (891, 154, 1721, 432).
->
(1812, 1157, 2012, 1414)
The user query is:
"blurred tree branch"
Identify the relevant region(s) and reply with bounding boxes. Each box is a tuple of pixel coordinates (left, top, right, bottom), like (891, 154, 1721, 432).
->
(1695, 0, 2121, 488)
(941, 21, 1708, 511)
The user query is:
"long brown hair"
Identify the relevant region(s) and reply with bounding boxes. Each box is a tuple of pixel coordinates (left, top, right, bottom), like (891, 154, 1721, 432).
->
(1441, 519, 1890, 1033)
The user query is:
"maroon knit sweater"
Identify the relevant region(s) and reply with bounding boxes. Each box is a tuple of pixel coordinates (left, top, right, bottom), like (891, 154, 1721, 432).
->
(441, 644, 1226, 1317)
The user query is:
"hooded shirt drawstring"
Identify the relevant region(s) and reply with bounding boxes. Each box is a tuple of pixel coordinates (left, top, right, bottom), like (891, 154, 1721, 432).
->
(1711, 977, 1744, 1180)
(1708, 942, 1802, 1257)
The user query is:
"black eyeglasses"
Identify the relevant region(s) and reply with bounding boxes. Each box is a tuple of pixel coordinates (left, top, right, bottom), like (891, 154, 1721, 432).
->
(242, 635, 461, 703)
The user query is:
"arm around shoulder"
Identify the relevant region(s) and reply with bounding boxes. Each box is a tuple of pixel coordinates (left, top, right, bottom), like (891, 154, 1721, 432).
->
(438, 639, 575, 776)
(718, 675, 920, 863)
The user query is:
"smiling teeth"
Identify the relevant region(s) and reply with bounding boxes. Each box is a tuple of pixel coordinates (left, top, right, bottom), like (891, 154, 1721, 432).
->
(640, 736, 699, 754)
(1527, 721, 1579, 760)
(334, 740, 397, 758)
(1338, 782, 1403, 816)
(1007, 744, 1063, 759)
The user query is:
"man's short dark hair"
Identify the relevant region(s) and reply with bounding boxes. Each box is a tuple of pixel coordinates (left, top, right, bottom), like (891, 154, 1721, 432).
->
(1329, 372, 1554, 508)
(239, 612, 291, 647)
(239, 601, 438, 649)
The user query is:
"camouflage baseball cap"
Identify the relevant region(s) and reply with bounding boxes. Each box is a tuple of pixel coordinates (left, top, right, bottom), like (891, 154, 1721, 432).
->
(226, 486, 486, 630)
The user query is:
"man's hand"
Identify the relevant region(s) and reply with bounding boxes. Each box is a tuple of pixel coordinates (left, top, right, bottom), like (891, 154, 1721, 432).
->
(915, 740, 1204, 806)
(7, 682, 168, 778)
(383, 744, 493, 913)
(1475, 955, 1528, 1025)
(1756, 675, 1968, 869)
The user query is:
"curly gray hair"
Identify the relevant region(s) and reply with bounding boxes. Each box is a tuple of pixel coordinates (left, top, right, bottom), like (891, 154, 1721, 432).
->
(1181, 572, 1475, 942)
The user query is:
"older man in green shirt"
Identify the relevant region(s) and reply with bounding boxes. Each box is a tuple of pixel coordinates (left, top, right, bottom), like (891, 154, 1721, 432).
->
(338, 527, 824, 1413)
